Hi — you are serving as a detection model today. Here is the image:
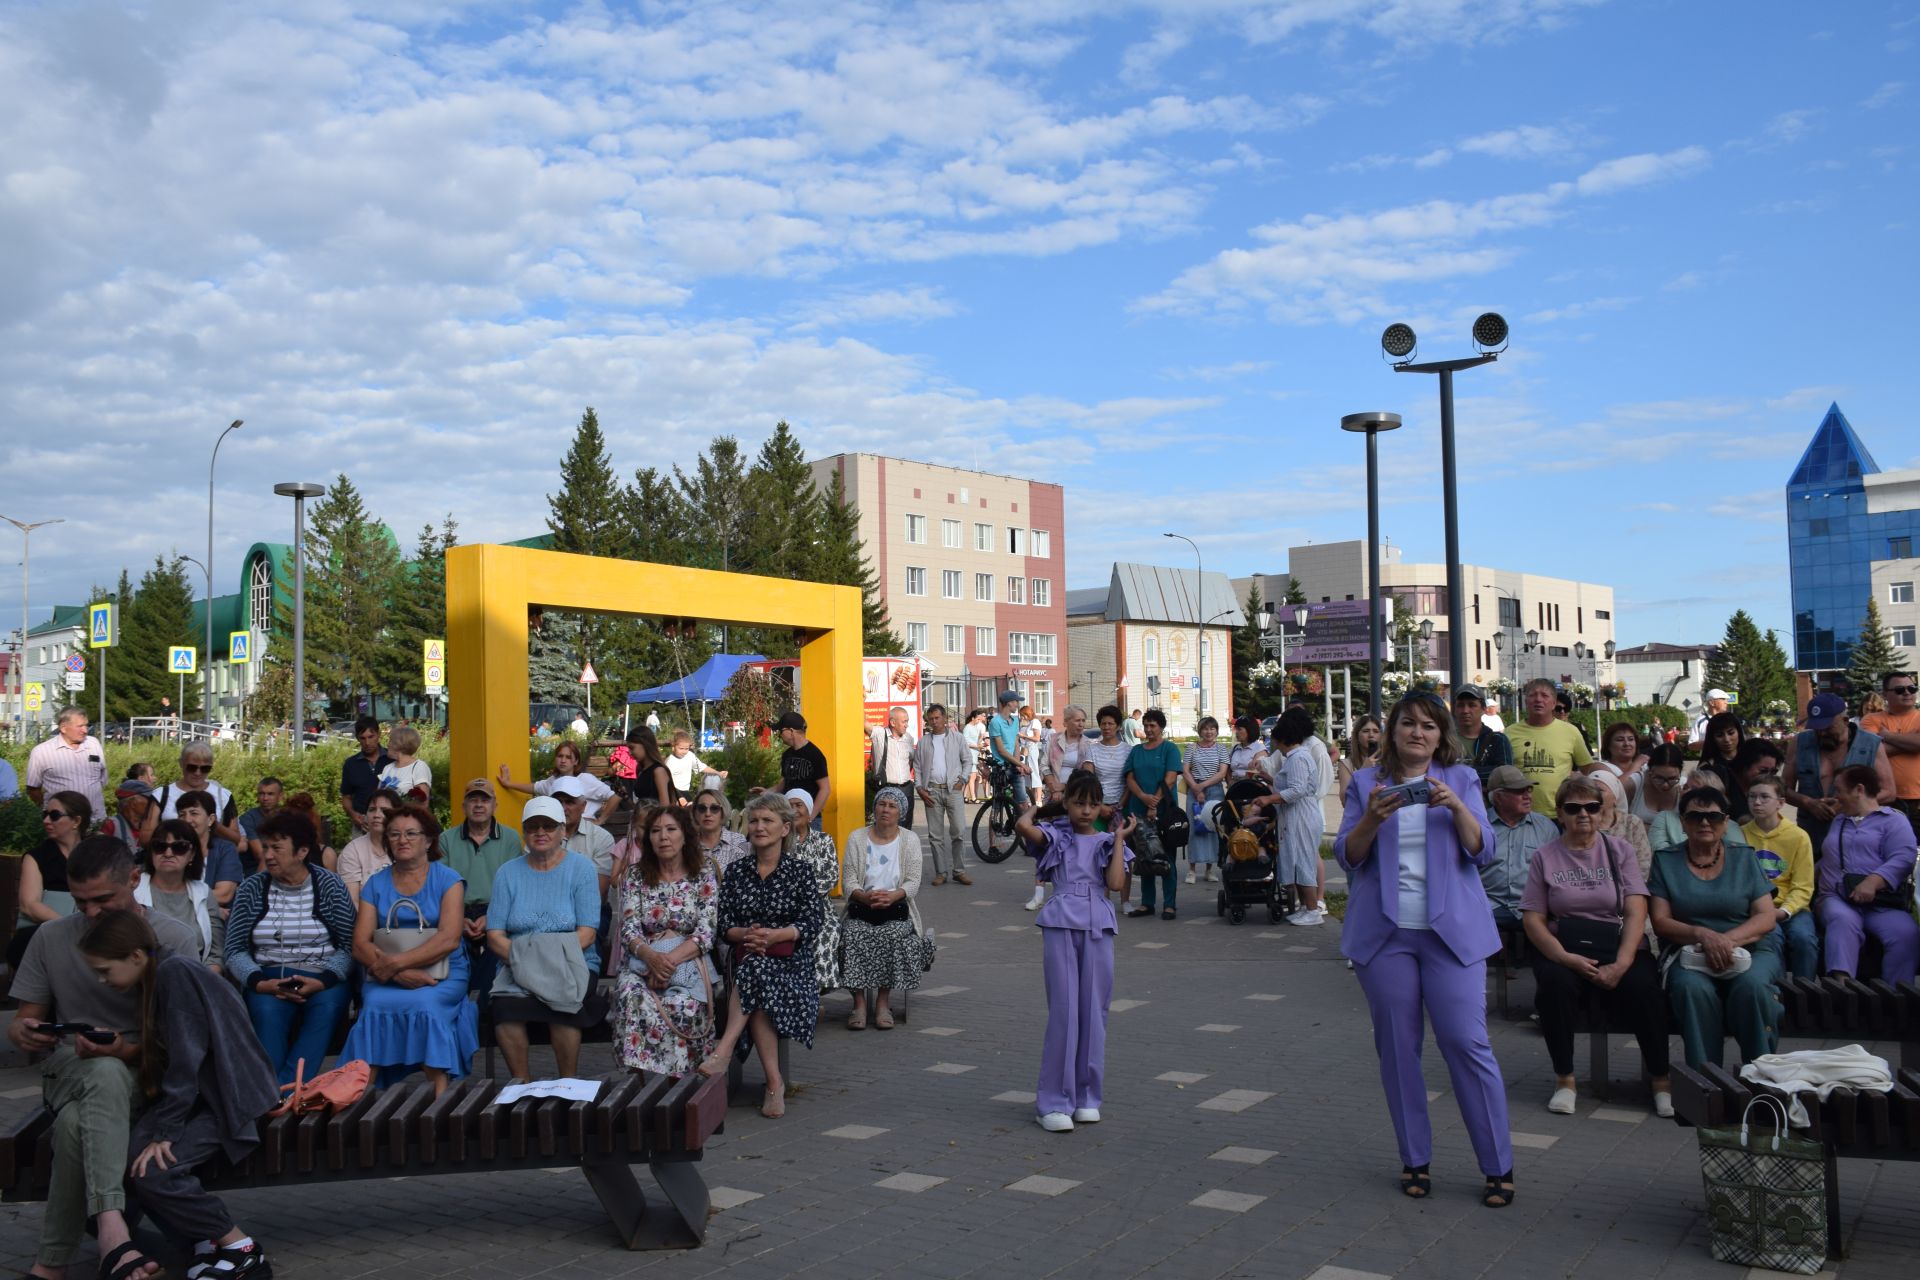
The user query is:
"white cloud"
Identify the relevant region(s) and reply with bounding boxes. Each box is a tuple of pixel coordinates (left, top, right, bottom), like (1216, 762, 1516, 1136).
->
(1460, 124, 1580, 160)
(1573, 145, 1710, 195)
(787, 287, 960, 331)
(1163, 360, 1275, 382)
(1861, 81, 1906, 109)
(1523, 295, 1636, 323)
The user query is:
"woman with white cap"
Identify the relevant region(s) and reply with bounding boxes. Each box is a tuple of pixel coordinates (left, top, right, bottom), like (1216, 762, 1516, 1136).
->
(839, 787, 926, 1029)
(786, 789, 843, 994)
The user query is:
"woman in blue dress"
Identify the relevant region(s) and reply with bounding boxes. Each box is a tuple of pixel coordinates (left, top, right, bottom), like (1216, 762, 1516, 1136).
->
(342, 803, 477, 1094)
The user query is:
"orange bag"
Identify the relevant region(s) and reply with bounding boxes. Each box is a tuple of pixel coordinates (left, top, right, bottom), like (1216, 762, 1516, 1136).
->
(271, 1058, 372, 1115)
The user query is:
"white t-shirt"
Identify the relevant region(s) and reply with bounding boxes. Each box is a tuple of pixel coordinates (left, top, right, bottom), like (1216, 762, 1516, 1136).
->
(533, 773, 614, 802)
(160, 779, 235, 822)
(377, 759, 433, 803)
(569, 717, 591, 737)
(1395, 801, 1430, 930)
(864, 834, 902, 891)
(665, 751, 706, 794)
(1482, 712, 1506, 735)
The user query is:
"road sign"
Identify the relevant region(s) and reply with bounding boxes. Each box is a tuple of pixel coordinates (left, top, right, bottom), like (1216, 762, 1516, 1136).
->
(64, 654, 86, 673)
(23, 683, 43, 712)
(168, 646, 197, 675)
(579, 661, 599, 685)
(229, 631, 251, 664)
(63, 671, 85, 691)
(423, 661, 445, 689)
(88, 603, 115, 650)
(423, 638, 445, 663)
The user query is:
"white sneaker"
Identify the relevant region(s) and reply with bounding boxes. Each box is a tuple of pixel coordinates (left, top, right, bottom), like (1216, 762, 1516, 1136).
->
(1287, 909, 1324, 927)
(1072, 1107, 1101, 1124)
(1024, 887, 1046, 911)
(1184, 871, 1197, 885)
(1204, 865, 1218, 882)
(1548, 1087, 1577, 1115)
(1037, 1112, 1075, 1132)
(1653, 1091, 1674, 1119)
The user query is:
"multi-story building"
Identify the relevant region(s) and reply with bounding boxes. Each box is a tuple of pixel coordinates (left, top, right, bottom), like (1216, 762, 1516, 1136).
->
(1614, 642, 1718, 712)
(1786, 403, 1920, 685)
(1233, 540, 1618, 697)
(1065, 563, 1245, 737)
(808, 454, 1066, 716)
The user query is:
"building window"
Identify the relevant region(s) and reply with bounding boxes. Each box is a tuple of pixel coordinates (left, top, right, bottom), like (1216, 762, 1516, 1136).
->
(1008, 527, 1026, 556)
(1892, 582, 1915, 604)
(905, 567, 927, 596)
(1890, 536, 1914, 559)
(1144, 635, 1158, 665)
(975, 573, 993, 601)
(904, 514, 926, 544)
(1009, 632, 1056, 664)
(906, 622, 928, 651)
(1031, 578, 1050, 607)
(974, 522, 993, 552)
(1032, 529, 1051, 559)
(1499, 597, 1521, 629)
(942, 570, 962, 599)
(1595, 609, 1611, 620)
(942, 519, 962, 549)
(1547, 645, 1570, 657)
(1007, 576, 1025, 605)
(1031, 680, 1053, 716)
(943, 624, 964, 654)
(249, 555, 273, 635)
(1893, 626, 1917, 647)
(975, 627, 996, 655)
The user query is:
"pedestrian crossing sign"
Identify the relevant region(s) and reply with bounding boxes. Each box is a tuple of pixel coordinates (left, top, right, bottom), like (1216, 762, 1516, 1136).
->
(229, 631, 251, 664)
(88, 603, 115, 649)
(423, 638, 445, 663)
(169, 646, 197, 675)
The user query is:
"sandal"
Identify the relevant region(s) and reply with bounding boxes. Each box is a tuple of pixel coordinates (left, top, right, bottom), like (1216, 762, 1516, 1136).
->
(694, 1049, 732, 1078)
(873, 1007, 895, 1030)
(1161, 908, 1176, 920)
(1482, 1171, 1516, 1208)
(187, 1242, 271, 1278)
(98, 1241, 160, 1280)
(847, 1006, 867, 1030)
(1399, 1164, 1431, 1199)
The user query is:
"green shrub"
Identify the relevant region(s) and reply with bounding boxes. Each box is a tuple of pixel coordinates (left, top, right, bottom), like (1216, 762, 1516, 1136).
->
(711, 736, 782, 810)
(0, 797, 43, 857)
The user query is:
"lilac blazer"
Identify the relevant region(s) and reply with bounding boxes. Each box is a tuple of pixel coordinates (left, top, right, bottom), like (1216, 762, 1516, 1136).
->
(1334, 761, 1500, 966)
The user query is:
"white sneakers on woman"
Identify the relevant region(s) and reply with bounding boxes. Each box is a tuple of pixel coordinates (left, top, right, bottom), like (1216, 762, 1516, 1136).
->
(1038, 1112, 1074, 1132)
(1548, 1087, 1577, 1115)
(1072, 1107, 1101, 1124)
(1653, 1091, 1674, 1118)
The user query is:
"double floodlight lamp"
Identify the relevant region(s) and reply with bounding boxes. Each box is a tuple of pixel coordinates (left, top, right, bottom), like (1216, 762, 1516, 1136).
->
(1379, 312, 1509, 363)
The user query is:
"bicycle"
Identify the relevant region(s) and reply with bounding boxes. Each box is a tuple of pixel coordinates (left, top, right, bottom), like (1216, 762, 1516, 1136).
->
(971, 756, 1024, 864)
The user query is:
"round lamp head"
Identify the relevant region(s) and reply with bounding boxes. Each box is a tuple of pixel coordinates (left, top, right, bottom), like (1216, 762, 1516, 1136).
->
(1380, 323, 1417, 359)
(274, 482, 326, 499)
(1340, 410, 1403, 434)
(1471, 311, 1509, 351)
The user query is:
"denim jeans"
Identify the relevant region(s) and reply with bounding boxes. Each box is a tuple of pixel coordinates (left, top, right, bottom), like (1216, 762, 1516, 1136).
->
(1771, 912, 1820, 979)
(246, 965, 351, 1086)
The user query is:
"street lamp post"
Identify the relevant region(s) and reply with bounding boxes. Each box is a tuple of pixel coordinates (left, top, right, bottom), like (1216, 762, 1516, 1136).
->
(1257, 600, 1312, 713)
(1, 514, 65, 741)
(1381, 315, 1508, 697)
(1164, 532, 1205, 728)
(206, 419, 243, 729)
(1340, 412, 1402, 719)
(275, 482, 325, 746)
(180, 555, 213, 730)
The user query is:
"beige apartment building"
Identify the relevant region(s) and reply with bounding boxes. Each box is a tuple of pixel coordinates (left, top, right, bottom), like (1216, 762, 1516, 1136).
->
(809, 454, 1067, 716)
(1234, 539, 1618, 700)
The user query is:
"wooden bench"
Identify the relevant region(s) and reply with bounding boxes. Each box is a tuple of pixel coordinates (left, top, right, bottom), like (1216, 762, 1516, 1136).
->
(1667, 977, 1920, 1261)
(0, 1072, 727, 1250)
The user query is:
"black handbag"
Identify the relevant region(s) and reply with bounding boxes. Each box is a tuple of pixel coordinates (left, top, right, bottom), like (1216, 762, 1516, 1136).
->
(1838, 821, 1915, 911)
(1156, 798, 1191, 852)
(1553, 835, 1627, 961)
(847, 894, 911, 925)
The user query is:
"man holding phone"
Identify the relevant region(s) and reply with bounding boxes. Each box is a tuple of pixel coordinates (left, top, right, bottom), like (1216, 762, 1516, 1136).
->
(5, 837, 201, 1279)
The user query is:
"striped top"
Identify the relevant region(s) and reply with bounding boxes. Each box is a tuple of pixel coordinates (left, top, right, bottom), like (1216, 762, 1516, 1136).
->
(25, 733, 107, 823)
(254, 877, 334, 968)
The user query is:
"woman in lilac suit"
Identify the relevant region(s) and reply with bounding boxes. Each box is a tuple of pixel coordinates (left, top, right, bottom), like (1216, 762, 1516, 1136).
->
(1335, 692, 1514, 1208)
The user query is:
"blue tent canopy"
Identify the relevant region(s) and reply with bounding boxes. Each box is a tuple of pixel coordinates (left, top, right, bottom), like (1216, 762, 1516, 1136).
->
(626, 654, 766, 705)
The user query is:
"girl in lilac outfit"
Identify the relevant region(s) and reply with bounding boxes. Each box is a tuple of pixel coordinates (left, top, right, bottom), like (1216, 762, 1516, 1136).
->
(1014, 772, 1135, 1134)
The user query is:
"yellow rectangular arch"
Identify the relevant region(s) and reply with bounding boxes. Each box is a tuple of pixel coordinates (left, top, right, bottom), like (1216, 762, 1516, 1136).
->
(446, 544, 864, 847)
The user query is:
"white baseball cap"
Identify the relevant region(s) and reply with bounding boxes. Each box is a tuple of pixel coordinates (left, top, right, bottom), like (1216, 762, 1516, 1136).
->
(522, 797, 566, 825)
(1706, 689, 1731, 702)
(549, 775, 590, 799)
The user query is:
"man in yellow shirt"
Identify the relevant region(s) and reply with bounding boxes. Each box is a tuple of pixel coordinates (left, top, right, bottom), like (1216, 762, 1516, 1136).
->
(1861, 671, 1920, 840)
(1505, 679, 1593, 816)
(1741, 776, 1816, 977)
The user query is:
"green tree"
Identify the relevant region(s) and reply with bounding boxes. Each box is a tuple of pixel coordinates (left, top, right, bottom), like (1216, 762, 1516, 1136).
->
(88, 572, 136, 722)
(120, 556, 200, 719)
(376, 516, 457, 703)
(741, 421, 821, 582)
(527, 608, 587, 706)
(546, 408, 628, 559)
(814, 467, 905, 655)
(1704, 610, 1794, 717)
(1232, 578, 1273, 719)
(1285, 576, 1307, 605)
(1847, 597, 1904, 711)
(674, 436, 751, 575)
(278, 475, 401, 711)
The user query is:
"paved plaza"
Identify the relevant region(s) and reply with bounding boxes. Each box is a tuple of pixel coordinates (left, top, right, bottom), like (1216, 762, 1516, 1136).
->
(2, 856, 1915, 1279)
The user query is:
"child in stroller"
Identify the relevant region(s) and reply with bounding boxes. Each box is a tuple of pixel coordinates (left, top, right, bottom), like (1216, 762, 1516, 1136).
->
(1213, 777, 1297, 924)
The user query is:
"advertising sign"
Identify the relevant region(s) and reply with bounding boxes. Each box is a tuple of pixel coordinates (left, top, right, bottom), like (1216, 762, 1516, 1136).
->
(1289, 600, 1377, 665)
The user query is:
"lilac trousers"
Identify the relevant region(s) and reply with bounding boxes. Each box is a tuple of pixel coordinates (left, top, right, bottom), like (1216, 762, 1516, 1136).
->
(1353, 927, 1514, 1176)
(1036, 927, 1113, 1117)
(1816, 895, 1920, 984)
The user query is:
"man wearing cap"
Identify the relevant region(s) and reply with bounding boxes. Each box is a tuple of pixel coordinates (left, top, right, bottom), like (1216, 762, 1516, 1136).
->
(775, 711, 831, 828)
(1689, 690, 1732, 746)
(1454, 685, 1513, 795)
(1861, 671, 1920, 839)
(550, 774, 618, 891)
(440, 777, 524, 994)
(1479, 765, 1559, 928)
(1786, 692, 1895, 853)
(98, 778, 159, 853)
(987, 690, 1030, 806)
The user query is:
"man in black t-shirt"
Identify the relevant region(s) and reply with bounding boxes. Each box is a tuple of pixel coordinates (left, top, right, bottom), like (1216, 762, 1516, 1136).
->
(775, 711, 831, 828)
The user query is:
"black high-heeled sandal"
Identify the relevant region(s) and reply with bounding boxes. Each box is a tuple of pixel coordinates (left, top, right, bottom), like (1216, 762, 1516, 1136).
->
(1399, 1164, 1431, 1198)
(1482, 1170, 1515, 1208)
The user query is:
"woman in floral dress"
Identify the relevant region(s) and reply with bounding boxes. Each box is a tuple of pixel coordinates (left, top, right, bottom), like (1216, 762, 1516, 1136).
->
(785, 789, 843, 994)
(613, 805, 718, 1077)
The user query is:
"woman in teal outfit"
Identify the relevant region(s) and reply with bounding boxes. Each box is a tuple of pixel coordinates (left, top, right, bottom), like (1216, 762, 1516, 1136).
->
(1122, 709, 1183, 919)
(1648, 788, 1781, 1069)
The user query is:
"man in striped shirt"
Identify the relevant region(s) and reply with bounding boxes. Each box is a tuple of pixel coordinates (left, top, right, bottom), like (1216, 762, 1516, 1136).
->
(25, 707, 107, 823)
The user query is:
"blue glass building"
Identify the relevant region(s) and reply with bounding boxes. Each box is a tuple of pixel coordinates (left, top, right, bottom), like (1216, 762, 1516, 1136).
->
(1786, 403, 1920, 676)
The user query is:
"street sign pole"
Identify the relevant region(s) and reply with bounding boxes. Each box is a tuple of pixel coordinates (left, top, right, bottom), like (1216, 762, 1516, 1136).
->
(99, 646, 105, 736)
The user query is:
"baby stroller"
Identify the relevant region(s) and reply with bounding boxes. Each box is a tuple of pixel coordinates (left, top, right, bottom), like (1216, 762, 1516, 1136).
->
(1214, 778, 1295, 925)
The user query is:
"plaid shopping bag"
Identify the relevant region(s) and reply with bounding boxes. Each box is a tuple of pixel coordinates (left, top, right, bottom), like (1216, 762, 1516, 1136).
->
(1696, 1095, 1827, 1275)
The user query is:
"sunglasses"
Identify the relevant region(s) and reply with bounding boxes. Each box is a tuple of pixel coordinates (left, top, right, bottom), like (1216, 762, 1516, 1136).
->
(693, 804, 723, 814)
(1560, 801, 1603, 815)
(182, 764, 211, 774)
(151, 840, 194, 854)
(523, 820, 561, 834)
(42, 810, 70, 821)
(1889, 685, 1917, 695)
(1683, 811, 1728, 824)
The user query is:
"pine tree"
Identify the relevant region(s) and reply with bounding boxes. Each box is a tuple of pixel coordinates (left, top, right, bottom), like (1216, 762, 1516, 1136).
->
(740, 421, 821, 582)
(1285, 576, 1307, 605)
(1757, 629, 1796, 721)
(1847, 598, 1904, 711)
(674, 436, 751, 574)
(276, 475, 401, 711)
(547, 408, 627, 558)
(120, 557, 199, 719)
(814, 466, 905, 655)
(376, 516, 456, 702)
(528, 608, 587, 707)
(88, 572, 136, 722)
(1232, 578, 1268, 719)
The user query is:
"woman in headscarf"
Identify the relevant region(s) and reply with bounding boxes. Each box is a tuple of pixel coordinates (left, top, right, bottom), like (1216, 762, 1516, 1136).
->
(785, 789, 843, 995)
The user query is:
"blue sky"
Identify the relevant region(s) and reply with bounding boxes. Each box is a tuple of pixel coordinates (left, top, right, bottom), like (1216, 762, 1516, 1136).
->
(2, 0, 1914, 650)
